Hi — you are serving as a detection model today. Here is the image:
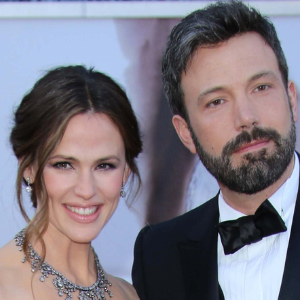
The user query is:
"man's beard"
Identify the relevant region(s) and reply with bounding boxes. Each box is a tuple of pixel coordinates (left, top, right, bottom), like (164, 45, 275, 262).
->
(189, 122, 296, 194)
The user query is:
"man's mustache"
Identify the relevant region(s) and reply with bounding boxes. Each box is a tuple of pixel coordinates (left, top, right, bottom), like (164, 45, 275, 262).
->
(222, 127, 281, 156)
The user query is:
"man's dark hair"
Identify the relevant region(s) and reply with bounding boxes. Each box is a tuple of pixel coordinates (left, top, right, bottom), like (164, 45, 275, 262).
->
(162, 1, 288, 119)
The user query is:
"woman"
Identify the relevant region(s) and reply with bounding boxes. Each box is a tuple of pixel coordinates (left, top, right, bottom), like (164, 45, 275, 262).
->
(0, 66, 142, 300)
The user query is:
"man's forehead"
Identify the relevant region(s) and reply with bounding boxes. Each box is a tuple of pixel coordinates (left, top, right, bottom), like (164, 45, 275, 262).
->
(181, 32, 281, 91)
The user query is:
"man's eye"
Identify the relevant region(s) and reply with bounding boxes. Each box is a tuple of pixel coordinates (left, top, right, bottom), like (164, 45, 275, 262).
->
(53, 162, 72, 170)
(254, 85, 269, 92)
(208, 99, 224, 107)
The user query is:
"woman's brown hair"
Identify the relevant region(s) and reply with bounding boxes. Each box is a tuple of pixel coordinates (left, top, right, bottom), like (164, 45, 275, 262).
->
(10, 65, 142, 260)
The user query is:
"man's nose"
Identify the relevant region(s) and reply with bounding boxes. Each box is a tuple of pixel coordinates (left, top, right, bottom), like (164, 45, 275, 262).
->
(234, 96, 260, 131)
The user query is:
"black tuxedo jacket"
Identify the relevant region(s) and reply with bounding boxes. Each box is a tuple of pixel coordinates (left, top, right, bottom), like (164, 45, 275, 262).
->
(132, 176, 300, 300)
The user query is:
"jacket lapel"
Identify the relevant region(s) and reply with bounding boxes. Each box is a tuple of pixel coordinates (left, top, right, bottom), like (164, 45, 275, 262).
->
(178, 195, 222, 300)
(278, 166, 300, 300)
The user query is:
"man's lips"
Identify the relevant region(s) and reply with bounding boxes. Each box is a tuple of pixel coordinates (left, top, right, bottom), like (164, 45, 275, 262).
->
(234, 139, 270, 154)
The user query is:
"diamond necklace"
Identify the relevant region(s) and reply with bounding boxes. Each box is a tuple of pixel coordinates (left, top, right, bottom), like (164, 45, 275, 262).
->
(15, 229, 113, 300)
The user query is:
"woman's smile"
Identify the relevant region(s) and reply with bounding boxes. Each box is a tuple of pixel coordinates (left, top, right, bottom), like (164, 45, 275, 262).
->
(63, 203, 103, 224)
(65, 205, 98, 216)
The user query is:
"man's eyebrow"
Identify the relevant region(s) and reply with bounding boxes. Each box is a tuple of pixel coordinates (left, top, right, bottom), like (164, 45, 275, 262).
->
(248, 71, 277, 83)
(197, 86, 225, 101)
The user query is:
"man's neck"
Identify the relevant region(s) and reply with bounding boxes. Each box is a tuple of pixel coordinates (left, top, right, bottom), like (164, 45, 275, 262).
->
(219, 155, 295, 215)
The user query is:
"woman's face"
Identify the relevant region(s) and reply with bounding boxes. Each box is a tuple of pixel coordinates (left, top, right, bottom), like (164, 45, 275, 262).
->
(41, 113, 128, 243)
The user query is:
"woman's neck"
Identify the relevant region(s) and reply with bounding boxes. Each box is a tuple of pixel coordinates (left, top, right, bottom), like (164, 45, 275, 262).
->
(32, 223, 97, 287)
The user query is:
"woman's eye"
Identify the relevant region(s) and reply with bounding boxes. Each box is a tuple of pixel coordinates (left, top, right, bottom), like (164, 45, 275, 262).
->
(97, 163, 114, 171)
(208, 99, 224, 107)
(254, 85, 269, 92)
(53, 162, 72, 170)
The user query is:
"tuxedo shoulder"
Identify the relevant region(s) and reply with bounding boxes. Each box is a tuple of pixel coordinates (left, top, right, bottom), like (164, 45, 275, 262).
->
(153, 195, 217, 230)
(137, 195, 218, 245)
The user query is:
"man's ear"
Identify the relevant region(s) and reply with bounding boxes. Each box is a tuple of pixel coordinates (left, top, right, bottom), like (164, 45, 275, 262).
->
(172, 115, 197, 154)
(288, 81, 298, 122)
(123, 164, 131, 184)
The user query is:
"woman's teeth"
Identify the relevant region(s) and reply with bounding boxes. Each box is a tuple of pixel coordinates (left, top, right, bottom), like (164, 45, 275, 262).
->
(66, 205, 97, 216)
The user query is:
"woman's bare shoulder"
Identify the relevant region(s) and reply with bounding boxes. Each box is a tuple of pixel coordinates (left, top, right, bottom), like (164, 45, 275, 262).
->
(0, 240, 33, 299)
(0, 239, 24, 266)
(106, 274, 139, 300)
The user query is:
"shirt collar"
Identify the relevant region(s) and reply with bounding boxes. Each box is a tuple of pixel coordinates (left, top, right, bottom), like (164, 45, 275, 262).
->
(219, 152, 299, 222)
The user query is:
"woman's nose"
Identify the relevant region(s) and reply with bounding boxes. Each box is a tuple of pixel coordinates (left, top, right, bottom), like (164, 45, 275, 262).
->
(73, 171, 97, 200)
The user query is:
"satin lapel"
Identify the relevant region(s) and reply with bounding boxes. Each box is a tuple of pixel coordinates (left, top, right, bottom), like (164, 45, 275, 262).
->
(178, 196, 221, 300)
(278, 163, 300, 300)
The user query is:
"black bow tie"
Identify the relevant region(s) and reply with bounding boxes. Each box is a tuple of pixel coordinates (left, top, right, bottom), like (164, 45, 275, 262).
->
(217, 199, 287, 255)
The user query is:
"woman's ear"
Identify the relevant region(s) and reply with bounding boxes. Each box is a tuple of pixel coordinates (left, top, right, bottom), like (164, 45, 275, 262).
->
(22, 165, 36, 184)
(123, 164, 131, 184)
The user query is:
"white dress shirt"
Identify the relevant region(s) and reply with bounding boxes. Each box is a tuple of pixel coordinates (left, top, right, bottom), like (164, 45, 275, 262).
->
(218, 153, 299, 300)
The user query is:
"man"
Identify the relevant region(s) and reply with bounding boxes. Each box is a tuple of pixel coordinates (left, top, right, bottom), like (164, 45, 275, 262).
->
(132, 2, 300, 300)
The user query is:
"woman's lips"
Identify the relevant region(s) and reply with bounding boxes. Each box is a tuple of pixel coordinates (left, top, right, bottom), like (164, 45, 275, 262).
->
(63, 204, 102, 223)
(66, 205, 97, 216)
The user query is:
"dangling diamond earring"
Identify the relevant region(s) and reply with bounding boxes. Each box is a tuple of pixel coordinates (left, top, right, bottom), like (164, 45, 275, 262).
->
(25, 177, 32, 193)
(120, 182, 126, 198)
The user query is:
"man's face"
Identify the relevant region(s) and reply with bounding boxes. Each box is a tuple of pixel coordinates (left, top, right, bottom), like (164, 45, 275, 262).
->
(175, 32, 298, 194)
